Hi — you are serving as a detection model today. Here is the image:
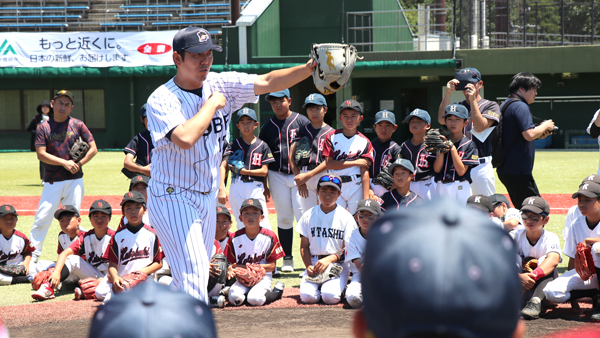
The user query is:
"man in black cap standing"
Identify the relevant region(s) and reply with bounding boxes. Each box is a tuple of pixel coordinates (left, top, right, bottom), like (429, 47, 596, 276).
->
(145, 26, 316, 303)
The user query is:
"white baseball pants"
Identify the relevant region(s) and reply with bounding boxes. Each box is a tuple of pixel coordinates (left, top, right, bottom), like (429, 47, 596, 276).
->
(228, 274, 273, 306)
(411, 177, 437, 200)
(345, 272, 362, 309)
(436, 181, 472, 205)
(300, 259, 350, 305)
(338, 179, 364, 215)
(299, 168, 320, 214)
(267, 171, 303, 230)
(229, 178, 271, 230)
(470, 157, 496, 196)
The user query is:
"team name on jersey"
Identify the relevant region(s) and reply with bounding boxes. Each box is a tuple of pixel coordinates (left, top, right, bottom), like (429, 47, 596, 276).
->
(417, 153, 429, 168)
(310, 227, 345, 240)
(120, 246, 150, 264)
(333, 149, 361, 161)
(87, 251, 104, 267)
(202, 114, 231, 137)
(0, 251, 19, 263)
(237, 252, 266, 265)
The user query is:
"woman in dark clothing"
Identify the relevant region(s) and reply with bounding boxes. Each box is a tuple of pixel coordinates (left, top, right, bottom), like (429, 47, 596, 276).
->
(26, 100, 52, 181)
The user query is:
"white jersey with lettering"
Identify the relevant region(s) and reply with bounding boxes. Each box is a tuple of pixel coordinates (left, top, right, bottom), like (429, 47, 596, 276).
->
(345, 227, 366, 276)
(0, 230, 35, 265)
(563, 215, 600, 259)
(296, 205, 356, 256)
(105, 223, 164, 276)
(513, 229, 562, 263)
(57, 226, 87, 255)
(146, 71, 258, 302)
(69, 228, 115, 274)
(225, 228, 285, 277)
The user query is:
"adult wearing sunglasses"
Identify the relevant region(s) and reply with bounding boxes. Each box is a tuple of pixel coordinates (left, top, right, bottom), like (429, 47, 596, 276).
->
(30, 90, 98, 262)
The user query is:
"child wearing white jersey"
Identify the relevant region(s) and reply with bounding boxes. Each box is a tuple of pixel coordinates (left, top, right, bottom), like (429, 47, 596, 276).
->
(0, 205, 34, 286)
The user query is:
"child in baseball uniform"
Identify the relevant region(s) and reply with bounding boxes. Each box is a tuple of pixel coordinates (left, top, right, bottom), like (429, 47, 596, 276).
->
(544, 181, 600, 319)
(223, 108, 274, 230)
(433, 104, 480, 204)
(290, 93, 334, 213)
(323, 100, 374, 215)
(225, 198, 285, 306)
(215, 206, 235, 252)
(369, 110, 401, 198)
(490, 194, 523, 233)
(122, 104, 154, 178)
(0, 205, 34, 286)
(466, 195, 504, 228)
(117, 175, 151, 230)
(562, 175, 600, 241)
(34, 200, 115, 301)
(345, 199, 381, 309)
(509, 196, 561, 320)
(259, 89, 310, 272)
(380, 159, 423, 212)
(297, 174, 355, 304)
(400, 109, 437, 200)
(95, 191, 164, 301)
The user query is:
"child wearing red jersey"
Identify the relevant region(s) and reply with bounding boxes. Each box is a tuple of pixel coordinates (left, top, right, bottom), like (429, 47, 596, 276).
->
(225, 198, 285, 306)
(0, 205, 34, 285)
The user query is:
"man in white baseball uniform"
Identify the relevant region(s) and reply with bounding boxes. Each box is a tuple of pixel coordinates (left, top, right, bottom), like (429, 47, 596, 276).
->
(145, 26, 315, 302)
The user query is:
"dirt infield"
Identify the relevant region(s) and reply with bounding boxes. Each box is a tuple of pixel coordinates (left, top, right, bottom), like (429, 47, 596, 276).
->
(0, 194, 576, 216)
(2, 288, 599, 338)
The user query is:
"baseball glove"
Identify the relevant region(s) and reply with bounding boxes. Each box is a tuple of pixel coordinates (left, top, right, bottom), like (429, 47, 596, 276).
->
(32, 267, 55, 290)
(294, 136, 312, 168)
(522, 257, 539, 273)
(0, 264, 26, 277)
(372, 162, 394, 190)
(228, 149, 245, 175)
(116, 271, 148, 293)
(305, 264, 343, 285)
(79, 277, 100, 300)
(575, 242, 596, 281)
(234, 263, 266, 287)
(424, 129, 453, 154)
(208, 253, 229, 291)
(69, 137, 89, 163)
(311, 43, 363, 95)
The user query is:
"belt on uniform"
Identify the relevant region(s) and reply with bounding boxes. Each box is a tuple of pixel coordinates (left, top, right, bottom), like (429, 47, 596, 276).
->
(340, 174, 361, 183)
(312, 254, 331, 260)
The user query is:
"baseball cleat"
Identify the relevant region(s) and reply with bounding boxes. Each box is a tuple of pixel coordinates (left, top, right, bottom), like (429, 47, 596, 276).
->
(520, 297, 542, 320)
(281, 257, 294, 273)
(31, 282, 55, 301)
(209, 295, 226, 308)
(220, 286, 231, 298)
(74, 287, 84, 300)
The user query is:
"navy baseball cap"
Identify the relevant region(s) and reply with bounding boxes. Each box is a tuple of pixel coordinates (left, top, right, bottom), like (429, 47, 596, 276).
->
(458, 67, 482, 82)
(467, 194, 494, 213)
(172, 26, 222, 54)
(120, 191, 146, 207)
(443, 104, 469, 120)
(89, 199, 112, 216)
(265, 89, 290, 102)
(572, 181, 600, 199)
(356, 199, 381, 216)
(521, 196, 550, 215)
(404, 109, 431, 124)
(236, 107, 258, 122)
(302, 93, 327, 108)
(89, 281, 217, 338)
(54, 205, 79, 220)
(0, 205, 17, 218)
(140, 104, 147, 117)
(362, 198, 520, 338)
(53, 89, 74, 103)
(216, 205, 232, 220)
(388, 158, 414, 174)
(240, 198, 263, 214)
(129, 175, 150, 191)
(317, 173, 342, 191)
(339, 99, 363, 115)
(490, 194, 512, 208)
(374, 110, 396, 125)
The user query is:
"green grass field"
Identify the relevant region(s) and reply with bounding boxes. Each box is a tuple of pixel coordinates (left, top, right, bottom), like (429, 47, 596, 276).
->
(0, 150, 598, 307)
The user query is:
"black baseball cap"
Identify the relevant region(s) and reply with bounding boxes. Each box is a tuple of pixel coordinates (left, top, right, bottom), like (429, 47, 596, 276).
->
(362, 198, 520, 338)
(216, 206, 232, 220)
(317, 174, 342, 191)
(572, 181, 600, 199)
(129, 175, 150, 191)
(90, 199, 112, 216)
(54, 205, 80, 220)
(356, 199, 381, 216)
(490, 194, 511, 208)
(240, 198, 263, 214)
(466, 195, 493, 213)
(120, 191, 146, 207)
(521, 196, 550, 215)
(89, 281, 217, 338)
(339, 99, 363, 115)
(581, 174, 600, 185)
(53, 89, 74, 103)
(458, 67, 482, 82)
(172, 26, 222, 54)
(0, 205, 17, 218)
(140, 104, 147, 117)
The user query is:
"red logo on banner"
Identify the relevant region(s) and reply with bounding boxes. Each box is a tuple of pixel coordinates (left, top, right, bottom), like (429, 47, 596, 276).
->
(137, 43, 172, 55)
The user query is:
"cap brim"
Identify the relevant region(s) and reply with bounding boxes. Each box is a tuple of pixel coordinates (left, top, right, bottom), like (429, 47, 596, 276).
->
(240, 205, 263, 214)
(572, 190, 600, 199)
(184, 45, 222, 54)
(442, 112, 467, 119)
(389, 163, 414, 174)
(317, 182, 341, 191)
(468, 203, 492, 214)
(54, 209, 78, 219)
(90, 209, 112, 215)
(340, 107, 362, 114)
(374, 118, 396, 125)
(302, 102, 326, 108)
(216, 211, 232, 218)
(520, 205, 544, 214)
(356, 207, 378, 215)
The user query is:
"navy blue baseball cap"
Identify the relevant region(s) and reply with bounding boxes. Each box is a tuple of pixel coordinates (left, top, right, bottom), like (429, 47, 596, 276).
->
(140, 104, 147, 117)
(89, 281, 217, 338)
(388, 158, 414, 174)
(404, 109, 431, 124)
(236, 107, 258, 122)
(172, 26, 222, 54)
(302, 93, 327, 108)
(265, 89, 290, 102)
(362, 198, 520, 338)
(374, 110, 396, 125)
(459, 67, 482, 82)
(443, 104, 469, 120)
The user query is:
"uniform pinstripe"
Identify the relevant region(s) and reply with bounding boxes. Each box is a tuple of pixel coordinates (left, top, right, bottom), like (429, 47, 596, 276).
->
(146, 72, 258, 302)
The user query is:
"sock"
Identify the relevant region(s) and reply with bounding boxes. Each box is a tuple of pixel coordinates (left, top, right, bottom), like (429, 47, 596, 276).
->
(264, 290, 283, 304)
(11, 276, 29, 284)
(278, 228, 293, 259)
(60, 265, 70, 281)
(532, 274, 553, 301)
